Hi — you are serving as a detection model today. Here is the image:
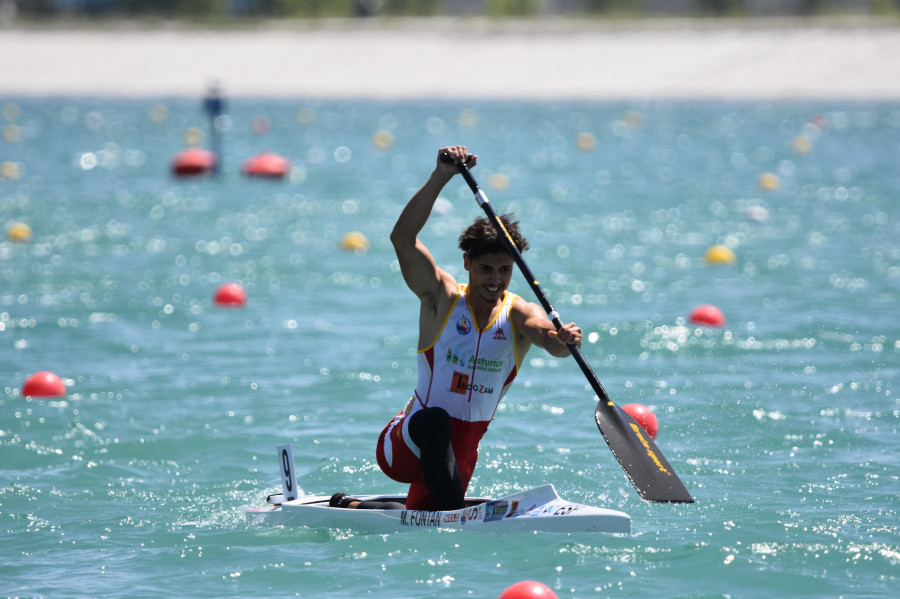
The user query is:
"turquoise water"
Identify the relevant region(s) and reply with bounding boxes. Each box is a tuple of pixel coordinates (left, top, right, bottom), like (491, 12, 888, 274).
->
(1, 97, 897, 598)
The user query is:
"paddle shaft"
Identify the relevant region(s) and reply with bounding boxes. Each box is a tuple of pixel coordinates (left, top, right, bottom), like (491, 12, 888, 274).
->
(443, 152, 694, 503)
(455, 163, 603, 394)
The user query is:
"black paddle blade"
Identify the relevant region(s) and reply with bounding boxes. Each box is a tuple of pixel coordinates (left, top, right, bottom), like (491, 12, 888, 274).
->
(594, 402, 694, 503)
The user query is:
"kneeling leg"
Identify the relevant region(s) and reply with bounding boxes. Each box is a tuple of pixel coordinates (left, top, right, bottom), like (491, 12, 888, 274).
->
(407, 407, 464, 510)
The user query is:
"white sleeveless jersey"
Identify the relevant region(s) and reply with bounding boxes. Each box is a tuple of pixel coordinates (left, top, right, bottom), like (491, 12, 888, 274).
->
(410, 284, 520, 424)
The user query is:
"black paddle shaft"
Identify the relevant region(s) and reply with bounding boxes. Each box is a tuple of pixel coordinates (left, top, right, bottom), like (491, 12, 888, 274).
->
(441, 152, 694, 503)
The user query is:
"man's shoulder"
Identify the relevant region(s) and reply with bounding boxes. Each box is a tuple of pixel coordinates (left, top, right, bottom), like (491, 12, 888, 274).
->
(508, 295, 540, 324)
(508, 294, 537, 314)
(438, 270, 461, 299)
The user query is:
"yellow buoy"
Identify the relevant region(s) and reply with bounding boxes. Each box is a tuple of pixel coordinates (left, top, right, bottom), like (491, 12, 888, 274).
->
(296, 106, 316, 125)
(575, 132, 597, 152)
(3, 124, 21, 142)
(340, 231, 369, 253)
(757, 172, 780, 191)
(791, 135, 812, 155)
(372, 130, 395, 150)
(488, 173, 510, 190)
(705, 244, 736, 265)
(148, 103, 168, 124)
(6, 222, 33, 243)
(624, 110, 643, 129)
(183, 126, 205, 146)
(1, 161, 21, 179)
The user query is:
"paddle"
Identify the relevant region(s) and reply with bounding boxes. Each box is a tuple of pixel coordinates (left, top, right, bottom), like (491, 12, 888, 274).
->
(441, 152, 694, 503)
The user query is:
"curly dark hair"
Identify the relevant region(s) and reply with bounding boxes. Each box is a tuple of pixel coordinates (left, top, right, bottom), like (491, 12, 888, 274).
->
(458, 213, 530, 259)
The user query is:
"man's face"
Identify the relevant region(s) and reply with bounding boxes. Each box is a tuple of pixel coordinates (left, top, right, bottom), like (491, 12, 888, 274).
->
(464, 252, 515, 303)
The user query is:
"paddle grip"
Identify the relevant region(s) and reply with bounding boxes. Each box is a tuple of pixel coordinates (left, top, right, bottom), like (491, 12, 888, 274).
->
(439, 151, 473, 164)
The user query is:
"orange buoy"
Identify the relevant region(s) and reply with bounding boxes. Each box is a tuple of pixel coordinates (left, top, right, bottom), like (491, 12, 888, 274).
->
(689, 304, 726, 327)
(242, 151, 289, 178)
(622, 403, 659, 439)
(214, 282, 246, 307)
(498, 581, 558, 599)
(171, 147, 217, 177)
(22, 371, 66, 397)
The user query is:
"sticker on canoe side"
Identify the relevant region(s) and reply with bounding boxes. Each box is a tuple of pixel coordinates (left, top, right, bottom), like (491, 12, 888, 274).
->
(400, 510, 443, 527)
(484, 500, 509, 522)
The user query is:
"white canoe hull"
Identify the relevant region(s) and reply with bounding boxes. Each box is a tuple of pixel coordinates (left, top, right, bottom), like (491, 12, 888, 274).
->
(246, 483, 630, 534)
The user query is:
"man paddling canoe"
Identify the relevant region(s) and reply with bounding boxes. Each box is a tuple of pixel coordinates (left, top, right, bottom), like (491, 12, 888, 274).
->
(332, 146, 582, 511)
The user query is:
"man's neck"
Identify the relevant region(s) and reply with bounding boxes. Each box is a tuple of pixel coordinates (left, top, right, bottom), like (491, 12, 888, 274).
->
(464, 284, 506, 328)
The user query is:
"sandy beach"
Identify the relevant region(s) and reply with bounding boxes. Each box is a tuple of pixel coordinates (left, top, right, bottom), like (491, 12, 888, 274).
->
(2, 18, 900, 100)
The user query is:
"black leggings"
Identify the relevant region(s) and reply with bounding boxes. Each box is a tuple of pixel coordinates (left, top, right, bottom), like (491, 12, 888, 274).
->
(407, 407, 465, 510)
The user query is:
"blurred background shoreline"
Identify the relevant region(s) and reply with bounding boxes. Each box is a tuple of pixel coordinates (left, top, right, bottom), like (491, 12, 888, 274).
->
(3, 0, 900, 24)
(3, 20, 900, 100)
(1, 1, 899, 100)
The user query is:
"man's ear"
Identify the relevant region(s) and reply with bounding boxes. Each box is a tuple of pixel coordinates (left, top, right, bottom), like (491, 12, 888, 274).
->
(463, 253, 471, 272)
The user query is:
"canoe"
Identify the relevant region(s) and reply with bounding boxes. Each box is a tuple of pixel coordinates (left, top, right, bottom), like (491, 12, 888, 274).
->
(244, 445, 631, 535)
(246, 484, 631, 534)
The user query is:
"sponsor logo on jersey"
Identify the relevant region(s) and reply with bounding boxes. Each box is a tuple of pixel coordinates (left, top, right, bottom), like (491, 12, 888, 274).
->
(456, 316, 471, 335)
(450, 371, 494, 395)
(445, 347, 505, 374)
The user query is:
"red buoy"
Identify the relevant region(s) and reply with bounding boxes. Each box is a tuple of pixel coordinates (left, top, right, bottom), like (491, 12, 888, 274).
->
(242, 151, 289, 178)
(171, 147, 217, 177)
(22, 371, 66, 397)
(213, 282, 246, 307)
(498, 581, 558, 599)
(622, 403, 659, 439)
(689, 304, 725, 327)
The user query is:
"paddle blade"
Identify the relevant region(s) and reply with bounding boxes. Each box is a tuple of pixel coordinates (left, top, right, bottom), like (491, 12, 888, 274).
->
(594, 402, 694, 503)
